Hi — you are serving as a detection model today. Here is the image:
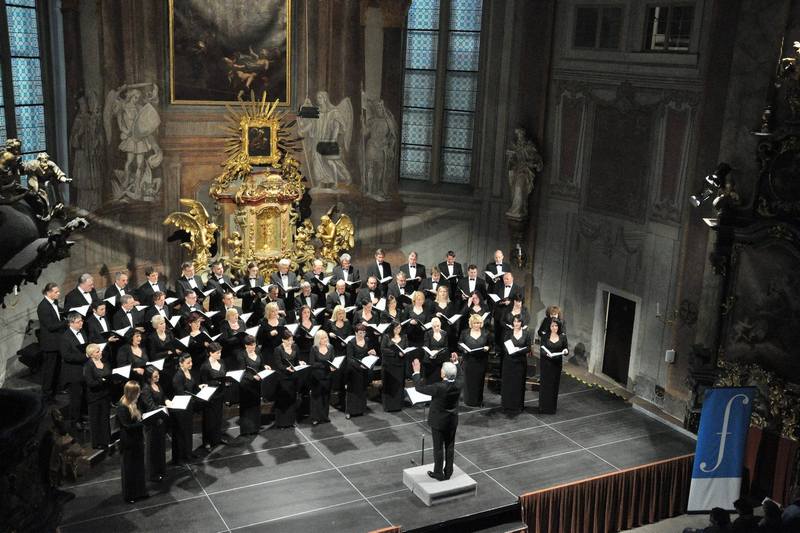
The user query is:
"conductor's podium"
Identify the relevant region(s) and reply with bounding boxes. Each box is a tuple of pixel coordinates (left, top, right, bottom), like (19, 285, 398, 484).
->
(403, 464, 478, 506)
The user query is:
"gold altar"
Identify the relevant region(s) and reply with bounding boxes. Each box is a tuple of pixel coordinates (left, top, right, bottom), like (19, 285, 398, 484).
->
(164, 93, 354, 276)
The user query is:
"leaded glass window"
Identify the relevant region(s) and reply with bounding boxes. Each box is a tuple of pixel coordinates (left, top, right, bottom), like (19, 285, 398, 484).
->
(0, 0, 49, 163)
(400, 0, 483, 185)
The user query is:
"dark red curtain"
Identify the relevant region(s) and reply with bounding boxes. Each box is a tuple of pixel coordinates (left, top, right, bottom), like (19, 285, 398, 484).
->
(519, 454, 694, 533)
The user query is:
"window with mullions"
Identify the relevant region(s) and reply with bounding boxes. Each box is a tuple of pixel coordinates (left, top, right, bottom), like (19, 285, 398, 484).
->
(0, 0, 48, 165)
(400, 0, 483, 185)
(644, 4, 694, 52)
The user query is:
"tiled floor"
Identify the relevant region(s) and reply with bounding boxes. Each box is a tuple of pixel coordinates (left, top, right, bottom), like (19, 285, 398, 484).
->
(59, 376, 696, 533)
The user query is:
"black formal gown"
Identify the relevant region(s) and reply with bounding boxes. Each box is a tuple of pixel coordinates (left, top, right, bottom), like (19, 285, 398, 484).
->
(501, 330, 531, 412)
(83, 361, 111, 448)
(539, 334, 568, 414)
(380, 335, 407, 412)
(431, 301, 458, 352)
(256, 319, 285, 363)
(308, 346, 334, 423)
(537, 316, 567, 338)
(324, 320, 353, 406)
(185, 330, 209, 375)
(219, 319, 246, 367)
(116, 345, 148, 384)
(458, 330, 490, 407)
(116, 404, 146, 502)
(423, 329, 449, 383)
(272, 344, 300, 427)
(237, 350, 264, 435)
(345, 339, 372, 416)
(500, 307, 531, 342)
(147, 331, 179, 397)
(402, 305, 429, 377)
(353, 310, 380, 351)
(293, 320, 318, 361)
(199, 360, 226, 446)
(171, 371, 198, 463)
(460, 304, 492, 337)
(140, 384, 168, 480)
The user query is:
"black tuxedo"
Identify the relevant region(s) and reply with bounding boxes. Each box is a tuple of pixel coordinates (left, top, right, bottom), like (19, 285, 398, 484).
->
(112, 307, 144, 334)
(355, 286, 383, 307)
(103, 283, 131, 306)
(85, 313, 112, 343)
(60, 328, 88, 424)
(493, 282, 523, 306)
(437, 261, 464, 281)
(365, 261, 392, 285)
(386, 281, 413, 308)
(269, 271, 299, 302)
(137, 281, 168, 307)
(325, 291, 353, 312)
(303, 271, 330, 301)
(239, 275, 265, 313)
(175, 275, 205, 300)
(64, 287, 99, 313)
(484, 261, 512, 291)
(143, 305, 172, 331)
(294, 292, 319, 313)
(457, 276, 488, 301)
(332, 265, 361, 288)
(205, 275, 233, 312)
(399, 263, 426, 291)
(37, 297, 65, 397)
(412, 365, 463, 478)
(419, 277, 450, 301)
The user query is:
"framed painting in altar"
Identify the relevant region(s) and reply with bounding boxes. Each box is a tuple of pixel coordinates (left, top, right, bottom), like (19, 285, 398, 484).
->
(169, 0, 291, 106)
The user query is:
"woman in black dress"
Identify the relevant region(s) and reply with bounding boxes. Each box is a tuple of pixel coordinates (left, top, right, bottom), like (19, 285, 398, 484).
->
(83, 343, 111, 449)
(402, 291, 429, 377)
(460, 292, 491, 336)
(537, 305, 566, 338)
(344, 324, 375, 419)
(147, 315, 181, 397)
(501, 297, 530, 343)
(308, 330, 334, 425)
(423, 317, 450, 383)
(501, 316, 531, 413)
(354, 299, 381, 348)
(238, 335, 267, 435)
(171, 354, 198, 464)
(140, 368, 169, 481)
(539, 318, 568, 414)
(257, 302, 285, 363)
(117, 381, 147, 503)
(380, 322, 407, 412)
(431, 286, 459, 353)
(117, 330, 148, 384)
(458, 313, 491, 407)
(325, 305, 353, 407)
(199, 342, 227, 449)
(272, 330, 300, 428)
(381, 295, 401, 324)
(294, 305, 318, 361)
(184, 313, 210, 374)
(219, 308, 246, 369)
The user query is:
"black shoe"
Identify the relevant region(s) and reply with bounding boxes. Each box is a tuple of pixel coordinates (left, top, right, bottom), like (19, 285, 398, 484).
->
(345, 414, 351, 419)
(219, 438, 229, 445)
(427, 471, 445, 481)
(311, 420, 319, 426)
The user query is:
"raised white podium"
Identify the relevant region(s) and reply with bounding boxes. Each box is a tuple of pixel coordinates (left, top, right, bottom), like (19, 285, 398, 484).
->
(402, 464, 477, 506)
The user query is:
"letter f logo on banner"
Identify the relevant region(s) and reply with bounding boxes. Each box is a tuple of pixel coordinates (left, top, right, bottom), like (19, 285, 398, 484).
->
(688, 387, 755, 512)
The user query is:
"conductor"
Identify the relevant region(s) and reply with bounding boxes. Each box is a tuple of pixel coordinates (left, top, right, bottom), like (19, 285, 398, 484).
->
(411, 355, 462, 481)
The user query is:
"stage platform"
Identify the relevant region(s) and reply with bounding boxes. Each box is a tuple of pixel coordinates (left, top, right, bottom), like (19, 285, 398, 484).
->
(58, 376, 695, 533)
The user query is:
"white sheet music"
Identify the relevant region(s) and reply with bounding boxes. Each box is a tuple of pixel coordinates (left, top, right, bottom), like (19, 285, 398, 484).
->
(194, 386, 217, 402)
(165, 297, 178, 305)
(226, 370, 245, 382)
(374, 298, 386, 311)
(143, 407, 168, 420)
(147, 358, 165, 370)
(330, 355, 345, 369)
(360, 355, 379, 369)
(69, 304, 90, 316)
(168, 316, 181, 327)
(104, 296, 116, 306)
(405, 387, 432, 405)
(488, 294, 500, 303)
(240, 312, 254, 323)
(257, 368, 275, 379)
(169, 395, 192, 410)
(115, 326, 131, 336)
(503, 339, 526, 355)
(113, 364, 131, 378)
(246, 325, 260, 337)
(177, 335, 190, 348)
(541, 346, 568, 359)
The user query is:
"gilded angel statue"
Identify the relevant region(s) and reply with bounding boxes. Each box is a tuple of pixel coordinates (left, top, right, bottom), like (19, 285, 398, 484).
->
(163, 199, 218, 271)
(317, 206, 355, 263)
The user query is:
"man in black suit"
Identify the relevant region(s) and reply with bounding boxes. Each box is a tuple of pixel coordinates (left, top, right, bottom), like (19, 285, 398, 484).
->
(60, 312, 88, 430)
(303, 259, 330, 301)
(63, 273, 99, 313)
(37, 282, 66, 400)
(399, 251, 426, 292)
(386, 272, 412, 310)
(85, 300, 116, 343)
(104, 271, 133, 317)
(137, 267, 168, 307)
(264, 285, 288, 321)
(493, 272, 523, 309)
(294, 281, 319, 313)
(484, 250, 511, 294)
(365, 248, 391, 288)
(143, 291, 172, 332)
(419, 266, 449, 302)
(175, 290, 203, 336)
(332, 253, 361, 298)
(438, 250, 464, 295)
(457, 264, 488, 302)
(270, 258, 299, 305)
(112, 294, 143, 335)
(355, 276, 383, 308)
(175, 262, 205, 302)
(240, 261, 266, 315)
(411, 356, 463, 481)
(205, 260, 233, 312)
(326, 280, 353, 313)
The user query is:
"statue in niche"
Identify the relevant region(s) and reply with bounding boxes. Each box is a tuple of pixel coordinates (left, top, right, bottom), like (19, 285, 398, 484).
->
(361, 96, 397, 201)
(69, 92, 104, 211)
(298, 91, 352, 189)
(505, 127, 543, 219)
(103, 83, 163, 202)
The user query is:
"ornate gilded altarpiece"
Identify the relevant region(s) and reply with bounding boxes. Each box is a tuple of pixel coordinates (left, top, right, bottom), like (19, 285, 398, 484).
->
(165, 93, 354, 277)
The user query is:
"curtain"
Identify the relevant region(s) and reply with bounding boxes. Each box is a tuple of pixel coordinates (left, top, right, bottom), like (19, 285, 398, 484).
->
(519, 454, 694, 533)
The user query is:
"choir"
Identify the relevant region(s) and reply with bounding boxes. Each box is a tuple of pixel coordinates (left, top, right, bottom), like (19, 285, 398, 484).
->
(35, 248, 570, 502)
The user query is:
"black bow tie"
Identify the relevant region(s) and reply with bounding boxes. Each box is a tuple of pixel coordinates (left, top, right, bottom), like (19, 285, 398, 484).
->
(83, 291, 90, 295)
(505, 286, 511, 288)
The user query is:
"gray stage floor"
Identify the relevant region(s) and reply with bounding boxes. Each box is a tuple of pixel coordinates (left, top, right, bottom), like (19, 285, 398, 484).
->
(59, 376, 696, 533)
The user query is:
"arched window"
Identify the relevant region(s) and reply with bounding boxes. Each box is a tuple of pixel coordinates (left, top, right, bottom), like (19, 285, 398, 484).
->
(400, 0, 483, 185)
(0, 0, 50, 165)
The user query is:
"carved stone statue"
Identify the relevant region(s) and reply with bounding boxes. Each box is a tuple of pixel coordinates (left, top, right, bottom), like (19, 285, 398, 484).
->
(505, 128, 543, 219)
(103, 83, 163, 202)
(69, 92, 104, 211)
(298, 91, 353, 188)
(361, 96, 397, 201)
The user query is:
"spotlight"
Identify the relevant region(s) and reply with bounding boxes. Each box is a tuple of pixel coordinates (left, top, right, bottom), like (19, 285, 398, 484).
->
(690, 163, 731, 208)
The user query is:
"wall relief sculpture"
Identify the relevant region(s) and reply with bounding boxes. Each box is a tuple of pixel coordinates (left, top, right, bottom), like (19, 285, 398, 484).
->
(505, 127, 543, 220)
(68, 92, 104, 211)
(360, 95, 397, 201)
(103, 83, 163, 202)
(297, 91, 353, 189)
